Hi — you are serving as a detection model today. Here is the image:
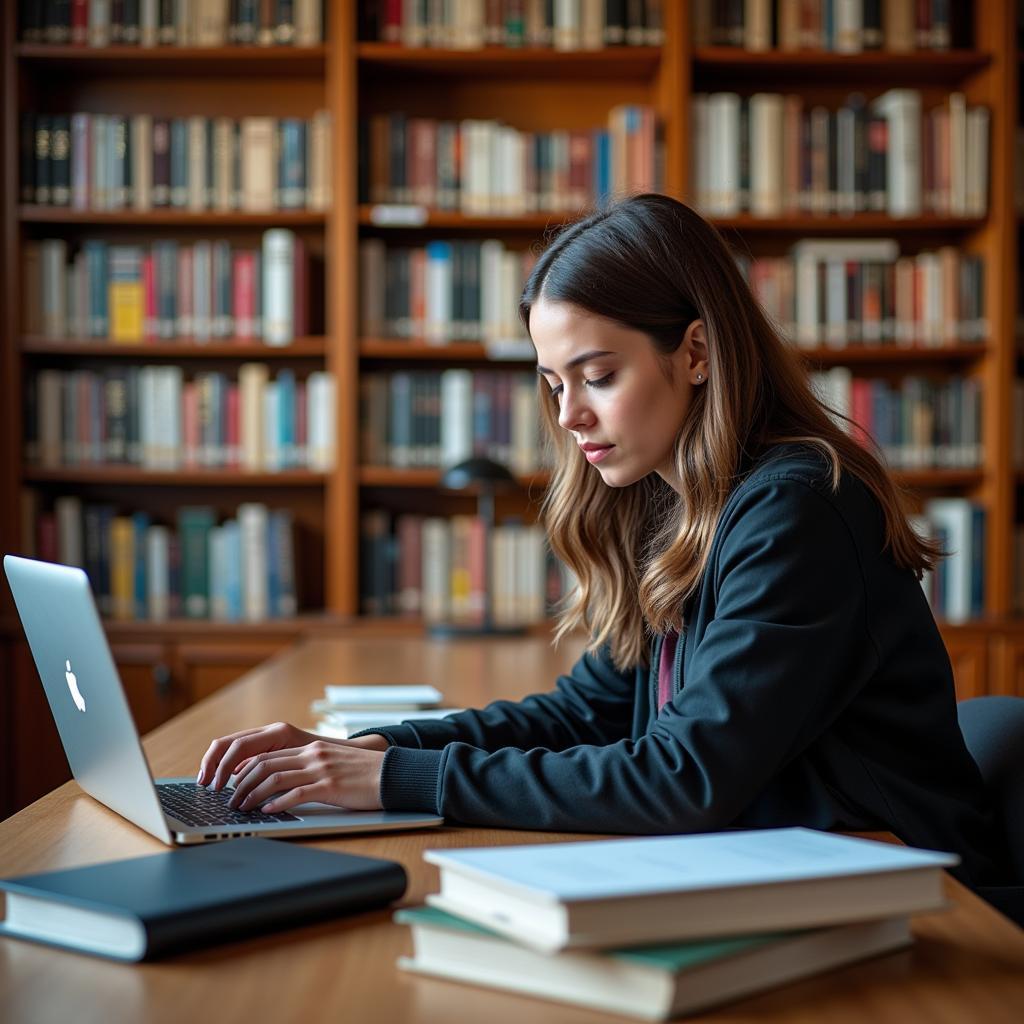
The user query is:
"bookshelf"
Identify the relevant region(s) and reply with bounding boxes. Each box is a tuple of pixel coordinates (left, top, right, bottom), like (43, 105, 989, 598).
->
(1, 1, 1023, 817)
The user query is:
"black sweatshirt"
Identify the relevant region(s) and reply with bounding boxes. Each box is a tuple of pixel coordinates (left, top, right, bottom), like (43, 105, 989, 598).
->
(359, 445, 1001, 887)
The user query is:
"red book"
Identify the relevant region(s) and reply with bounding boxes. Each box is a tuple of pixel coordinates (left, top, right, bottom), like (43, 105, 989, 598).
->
(142, 252, 157, 341)
(71, 0, 88, 45)
(851, 378, 873, 448)
(37, 512, 59, 563)
(226, 383, 240, 469)
(383, 0, 402, 42)
(396, 514, 422, 617)
(568, 131, 591, 210)
(467, 516, 486, 625)
(233, 251, 256, 340)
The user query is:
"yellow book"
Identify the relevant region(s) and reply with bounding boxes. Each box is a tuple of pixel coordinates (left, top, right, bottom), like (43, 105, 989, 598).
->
(109, 281, 144, 343)
(110, 516, 135, 621)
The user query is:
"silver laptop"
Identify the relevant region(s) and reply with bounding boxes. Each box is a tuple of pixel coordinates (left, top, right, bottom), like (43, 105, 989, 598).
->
(4, 555, 444, 844)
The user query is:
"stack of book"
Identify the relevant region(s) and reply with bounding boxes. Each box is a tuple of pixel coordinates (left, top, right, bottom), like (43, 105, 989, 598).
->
(399, 828, 956, 1019)
(310, 685, 461, 740)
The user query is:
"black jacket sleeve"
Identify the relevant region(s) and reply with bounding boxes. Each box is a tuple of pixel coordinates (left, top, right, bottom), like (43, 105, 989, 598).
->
(360, 645, 637, 753)
(380, 479, 878, 832)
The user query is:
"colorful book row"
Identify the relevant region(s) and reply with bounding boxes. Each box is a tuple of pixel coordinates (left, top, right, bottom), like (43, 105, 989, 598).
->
(24, 231, 317, 344)
(360, 510, 573, 626)
(692, 90, 989, 219)
(359, 0, 665, 49)
(27, 365, 337, 473)
(738, 239, 986, 348)
(19, 0, 323, 47)
(812, 369, 981, 470)
(360, 369, 544, 474)
(22, 111, 332, 213)
(360, 239, 535, 345)
(358, 106, 660, 215)
(20, 495, 299, 623)
(692, 0, 966, 52)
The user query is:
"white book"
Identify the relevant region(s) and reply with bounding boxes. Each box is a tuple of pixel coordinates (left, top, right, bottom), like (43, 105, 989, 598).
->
(240, 117, 276, 213)
(966, 106, 990, 217)
(295, 0, 322, 45)
(194, 0, 228, 45)
(924, 498, 974, 623)
(139, 0, 158, 46)
(425, 242, 453, 343)
(871, 90, 921, 217)
(262, 229, 295, 346)
(708, 93, 741, 216)
(306, 371, 336, 472)
(315, 709, 464, 741)
(425, 828, 956, 953)
(398, 908, 911, 1022)
(309, 110, 331, 211)
(88, 0, 111, 46)
(749, 94, 783, 217)
(191, 241, 211, 341)
(834, 0, 862, 53)
(553, 0, 581, 51)
(238, 503, 269, 622)
(70, 113, 90, 209)
(145, 525, 170, 621)
(320, 685, 443, 709)
(690, 95, 709, 211)
(131, 114, 152, 211)
(478, 239, 504, 344)
(421, 517, 451, 624)
(186, 116, 207, 211)
(440, 369, 474, 468)
(158, 366, 183, 470)
(90, 114, 108, 210)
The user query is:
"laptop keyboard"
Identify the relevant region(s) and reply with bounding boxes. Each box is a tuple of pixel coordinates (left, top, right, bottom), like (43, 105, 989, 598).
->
(157, 782, 301, 828)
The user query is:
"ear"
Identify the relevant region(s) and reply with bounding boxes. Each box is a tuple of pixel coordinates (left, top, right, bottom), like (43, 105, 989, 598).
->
(679, 320, 709, 386)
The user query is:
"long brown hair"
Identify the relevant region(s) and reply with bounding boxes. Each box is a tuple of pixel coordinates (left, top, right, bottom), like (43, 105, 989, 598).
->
(519, 193, 941, 670)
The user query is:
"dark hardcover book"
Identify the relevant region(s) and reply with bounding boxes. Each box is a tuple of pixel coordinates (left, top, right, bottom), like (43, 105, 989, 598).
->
(21, 0, 45, 42)
(152, 118, 171, 207)
(237, 0, 260, 43)
(276, 0, 296, 44)
(169, 118, 188, 208)
(158, 0, 176, 44)
(0, 837, 408, 962)
(123, 0, 141, 44)
(178, 505, 216, 619)
(71, 0, 88, 44)
(111, 0, 125, 43)
(34, 115, 51, 206)
(104, 368, 129, 463)
(605, 0, 626, 45)
(20, 113, 36, 203)
(45, 0, 72, 44)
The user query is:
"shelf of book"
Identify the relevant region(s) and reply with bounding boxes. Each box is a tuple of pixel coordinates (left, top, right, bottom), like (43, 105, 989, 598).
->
(20, 338, 328, 358)
(14, 44, 328, 76)
(357, 207, 577, 231)
(356, 43, 662, 78)
(18, 208, 327, 227)
(23, 469, 328, 487)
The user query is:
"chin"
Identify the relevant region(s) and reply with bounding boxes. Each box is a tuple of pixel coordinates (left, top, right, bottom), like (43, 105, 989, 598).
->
(594, 464, 647, 488)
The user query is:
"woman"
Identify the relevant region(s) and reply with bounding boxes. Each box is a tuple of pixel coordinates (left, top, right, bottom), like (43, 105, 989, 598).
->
(198, 194, 999, 886)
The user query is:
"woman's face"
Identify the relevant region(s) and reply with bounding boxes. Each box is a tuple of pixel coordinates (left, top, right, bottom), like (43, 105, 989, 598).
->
(530, 297, 708, 494)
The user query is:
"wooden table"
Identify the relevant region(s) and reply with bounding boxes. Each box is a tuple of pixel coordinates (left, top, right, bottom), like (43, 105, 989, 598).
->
(2, 635, 1024, 1023)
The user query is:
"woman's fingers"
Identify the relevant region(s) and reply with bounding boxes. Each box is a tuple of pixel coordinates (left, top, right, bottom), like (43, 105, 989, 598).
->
(196, 727, 270, 785)
(228, 749, 306, 809)
(261, 782, 328, 814)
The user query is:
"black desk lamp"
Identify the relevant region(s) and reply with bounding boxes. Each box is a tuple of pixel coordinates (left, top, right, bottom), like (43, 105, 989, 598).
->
(429, 456, 527, 639)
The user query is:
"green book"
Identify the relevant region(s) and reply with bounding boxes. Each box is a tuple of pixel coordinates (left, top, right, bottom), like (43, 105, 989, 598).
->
(396, 906, 911, 1021)
(177, 506, 216, 619)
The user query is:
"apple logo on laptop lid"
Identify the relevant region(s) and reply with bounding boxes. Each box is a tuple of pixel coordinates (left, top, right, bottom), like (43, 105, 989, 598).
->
(65, 659, 86, 712)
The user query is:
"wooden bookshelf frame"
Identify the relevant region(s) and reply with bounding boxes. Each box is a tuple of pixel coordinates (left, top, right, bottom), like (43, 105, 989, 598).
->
(1, 1, 1022, 692)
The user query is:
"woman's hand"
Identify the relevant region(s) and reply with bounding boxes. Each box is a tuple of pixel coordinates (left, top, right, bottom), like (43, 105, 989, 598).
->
(196, 721, 390, 812)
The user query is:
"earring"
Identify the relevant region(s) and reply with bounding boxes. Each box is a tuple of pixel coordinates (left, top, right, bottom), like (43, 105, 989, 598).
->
(696, 373, 704, 383)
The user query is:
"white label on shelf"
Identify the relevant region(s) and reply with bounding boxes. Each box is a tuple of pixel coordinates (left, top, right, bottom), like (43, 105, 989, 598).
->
(369, 204, 429, 226)
(485, 338, 535, 361)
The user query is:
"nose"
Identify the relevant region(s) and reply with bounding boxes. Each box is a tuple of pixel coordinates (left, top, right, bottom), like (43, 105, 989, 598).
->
(557, 386, 594, 433)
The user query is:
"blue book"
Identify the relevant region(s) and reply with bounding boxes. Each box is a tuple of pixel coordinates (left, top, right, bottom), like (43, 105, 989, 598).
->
(0, 837, 407, 962)
(424, 828, 956, 953)
(131, 511, 149, 619)
(277, 369, 296, 468)
(83, 240, 108, 338)
(222, 519, 243, 621)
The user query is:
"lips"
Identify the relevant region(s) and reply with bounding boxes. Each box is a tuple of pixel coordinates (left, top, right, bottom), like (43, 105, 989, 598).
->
(580, 443, 615, 464)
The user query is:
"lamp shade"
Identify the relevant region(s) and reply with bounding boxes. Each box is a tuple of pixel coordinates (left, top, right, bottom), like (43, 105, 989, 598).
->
(438, 457, 517, 491)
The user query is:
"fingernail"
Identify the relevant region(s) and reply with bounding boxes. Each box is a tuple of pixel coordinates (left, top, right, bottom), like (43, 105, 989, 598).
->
(262, 803, 274, 813)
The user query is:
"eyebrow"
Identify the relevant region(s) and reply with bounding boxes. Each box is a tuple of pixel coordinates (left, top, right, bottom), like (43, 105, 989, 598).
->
(536, 350, 616, 375)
